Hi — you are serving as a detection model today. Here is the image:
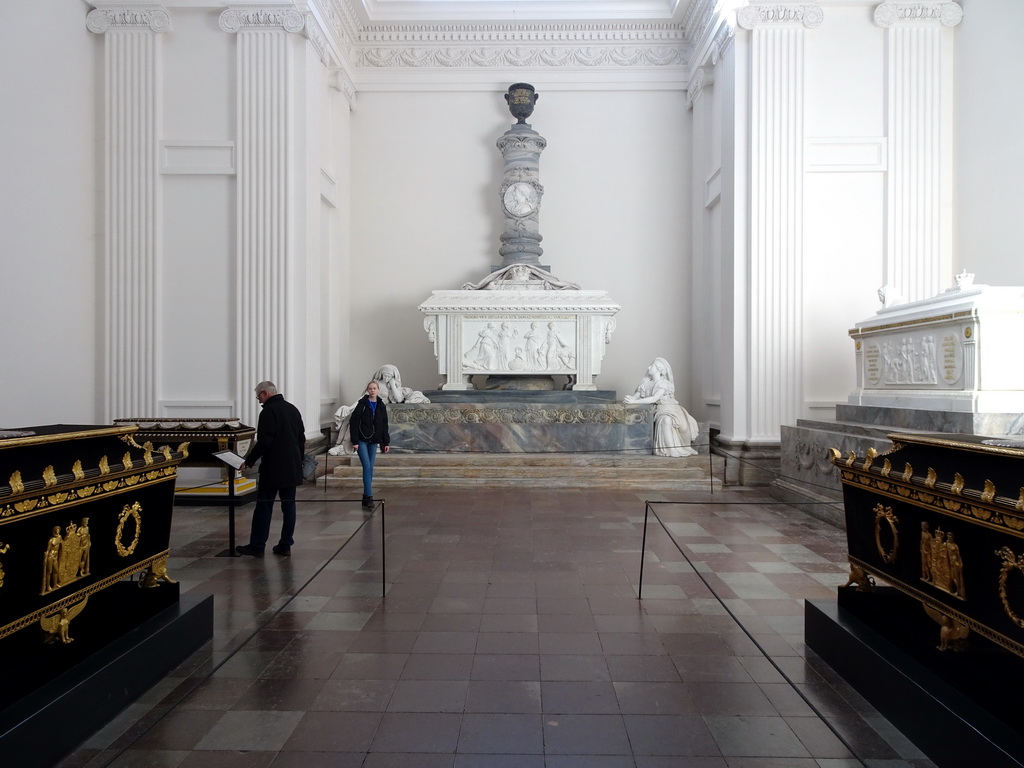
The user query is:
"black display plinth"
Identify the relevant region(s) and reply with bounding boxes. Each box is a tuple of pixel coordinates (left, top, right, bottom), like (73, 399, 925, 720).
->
(0, 593, 214, 768)
(806, 590, 1024, 768)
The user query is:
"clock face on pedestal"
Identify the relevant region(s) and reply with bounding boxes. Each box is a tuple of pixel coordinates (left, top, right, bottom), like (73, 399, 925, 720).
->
(502, 182, 539, 217)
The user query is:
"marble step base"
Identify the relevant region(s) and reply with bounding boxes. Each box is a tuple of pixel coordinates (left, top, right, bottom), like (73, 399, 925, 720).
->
(318, 452, 723, 490)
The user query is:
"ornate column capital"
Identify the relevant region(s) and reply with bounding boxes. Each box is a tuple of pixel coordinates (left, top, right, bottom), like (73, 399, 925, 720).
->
(219, 6, 305, 35)
(874, 1, 963, 28)
(736, 2, 824, 30)
(86, 4, 171, 34)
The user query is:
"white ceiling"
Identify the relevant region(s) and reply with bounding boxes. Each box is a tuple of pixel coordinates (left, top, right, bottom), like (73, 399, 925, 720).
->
(354, 0, 693, 25)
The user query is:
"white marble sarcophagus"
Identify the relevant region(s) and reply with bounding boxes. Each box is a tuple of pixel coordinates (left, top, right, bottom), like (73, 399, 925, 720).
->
(848, 283, 1024, 416)
(419, 265, 619, 391)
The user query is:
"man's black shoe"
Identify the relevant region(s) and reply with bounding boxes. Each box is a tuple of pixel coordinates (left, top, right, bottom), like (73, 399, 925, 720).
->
(362, 495, 374, 508)
(235, 544, 264, 558)
(272, 545, 291, 556)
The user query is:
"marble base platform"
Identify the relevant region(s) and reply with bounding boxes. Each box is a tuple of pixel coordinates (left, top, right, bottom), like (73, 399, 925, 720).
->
(772, 404, 1024, 527)
(388, 402, 653, 454)
(836, 404, 1023, 435)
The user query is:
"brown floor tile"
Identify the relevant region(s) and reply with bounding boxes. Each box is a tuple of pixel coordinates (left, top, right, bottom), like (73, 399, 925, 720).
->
(55, 487, 932, 768)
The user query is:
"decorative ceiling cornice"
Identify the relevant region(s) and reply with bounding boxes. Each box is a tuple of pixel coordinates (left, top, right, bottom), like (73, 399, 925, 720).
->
(306, 0, 691, 83)
(354, 23, 689, 69)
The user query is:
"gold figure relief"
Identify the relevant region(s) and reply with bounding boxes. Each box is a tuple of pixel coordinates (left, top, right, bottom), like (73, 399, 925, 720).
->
(902, 462, 913, 482)
(1017, 488, 1024, 512)
(142, 441, 154, 466)
(116, 501, 142, 557)
(925, 468, 938, 489)
(923, 604, 970, 652)
(982, 480, 996, 504)
(827, 448, 841, 463)
(139, 557, 176, 588)
(951, 473, 965, 495)
(0, 541, 10, 587)
(43, 465, 57, 488)
(72, 460, 85, 481)
(997, 547, 1024, 629)
(881, 458, 892, 478)
(40, 597, 88, 644)
(121, 434, 143, 450)
(177, 441, 190, 459)
(840, 562, 875, 592)
(9, 470, 24, 495)
(873, 504, 899, 564)
(99, 455, 110, 475)
(122, 452, 133, 472)
(845, 451, 857, 467)
(920, 522, 965, 600)
(160, 445, 172, 461)
(41, 518, 92, 595)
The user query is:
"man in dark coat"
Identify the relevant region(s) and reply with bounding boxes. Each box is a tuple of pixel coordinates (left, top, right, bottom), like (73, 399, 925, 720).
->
(236, 380, 305, 557)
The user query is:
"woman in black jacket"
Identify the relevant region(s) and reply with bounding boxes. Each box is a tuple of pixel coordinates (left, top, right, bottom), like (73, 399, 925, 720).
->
(349, 379, 390, 507)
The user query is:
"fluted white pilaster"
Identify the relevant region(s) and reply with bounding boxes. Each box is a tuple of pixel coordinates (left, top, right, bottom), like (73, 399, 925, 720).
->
(876, 1, 961, 301)
(88, 5, 169, 420)
(738, 4, 820, 441)
(221, 7, 304, 427)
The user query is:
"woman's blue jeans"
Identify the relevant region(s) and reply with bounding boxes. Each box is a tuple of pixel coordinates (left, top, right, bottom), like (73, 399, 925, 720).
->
(356, 440, 377, 496)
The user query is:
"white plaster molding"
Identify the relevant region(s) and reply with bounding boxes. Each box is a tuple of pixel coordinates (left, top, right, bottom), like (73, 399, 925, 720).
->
(682, 0, 719, 42)
(305, 12, 336, 68)
(704, 166, 721, 208)
(160, 141, 236, 175)
(873, 1, 963, 27)
(687, 64, 713, 110)
(737, 3, 824, 30)
(709, 20, 735, 65)
(353, 23, 688, 69)
(805, 138, 887, 172)
(330, 67, 357, 106)
(219, 6, 305, 34)
(86, 4, 171, 34)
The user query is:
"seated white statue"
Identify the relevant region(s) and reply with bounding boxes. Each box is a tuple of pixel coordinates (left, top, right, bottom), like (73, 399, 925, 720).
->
(329, 364, 430, 455)
(623, 357, 698, 457)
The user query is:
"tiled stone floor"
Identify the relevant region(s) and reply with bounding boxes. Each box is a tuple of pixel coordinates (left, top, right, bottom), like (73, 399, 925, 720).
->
(58, 484, 936, 768)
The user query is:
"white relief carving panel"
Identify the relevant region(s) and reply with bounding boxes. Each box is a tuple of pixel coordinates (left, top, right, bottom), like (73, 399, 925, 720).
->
(419, 288, 619, 391)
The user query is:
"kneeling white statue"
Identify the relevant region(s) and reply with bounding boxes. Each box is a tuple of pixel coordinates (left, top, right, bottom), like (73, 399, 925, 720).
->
(329, 365, 430, 455)
(623, 357, 698, 457)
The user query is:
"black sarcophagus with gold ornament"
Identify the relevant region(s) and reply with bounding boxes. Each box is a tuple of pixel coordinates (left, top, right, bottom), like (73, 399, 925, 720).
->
(814, 432, 1024, 766)
(830, 432, 1024, 656)
(113, 417, 255, 503)
(0, 424, 208, 765)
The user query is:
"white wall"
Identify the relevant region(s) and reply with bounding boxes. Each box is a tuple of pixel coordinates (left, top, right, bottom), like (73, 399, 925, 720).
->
(954, 0, 1024, 285)
(347, 87, 692, 405)
(0, 6, 100, 427)
(802, 5, 887, 417)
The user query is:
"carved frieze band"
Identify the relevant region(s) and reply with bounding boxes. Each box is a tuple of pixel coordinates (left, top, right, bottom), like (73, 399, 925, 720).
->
(874, 2, 964, 27)
(356, 43, 686, 69)
(219, 6, 305, 34)
(737, 3, 824, 30)
(86, 5, 171, 34)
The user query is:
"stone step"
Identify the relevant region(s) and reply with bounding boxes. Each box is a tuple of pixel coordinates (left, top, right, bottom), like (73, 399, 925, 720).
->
(317, 452, 723, 490)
